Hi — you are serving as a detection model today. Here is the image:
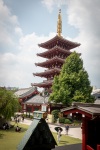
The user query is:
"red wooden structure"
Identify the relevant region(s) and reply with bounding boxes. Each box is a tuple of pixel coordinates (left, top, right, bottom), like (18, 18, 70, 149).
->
(14, 87, 65, 114)
(31, 10, 80, 93)
(61, 102, 100, 150)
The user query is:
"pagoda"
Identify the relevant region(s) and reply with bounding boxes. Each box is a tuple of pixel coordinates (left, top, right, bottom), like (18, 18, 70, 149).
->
(31, 9, 80, 92)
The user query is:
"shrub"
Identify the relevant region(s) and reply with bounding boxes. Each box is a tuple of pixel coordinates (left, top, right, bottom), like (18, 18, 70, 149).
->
(64, 118, 72, 124)
(59, 117, 65, 123)
(51, 110, 60, 122)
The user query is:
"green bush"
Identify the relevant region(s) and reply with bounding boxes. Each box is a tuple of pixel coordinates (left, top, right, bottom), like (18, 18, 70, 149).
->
(73, 119, 81, 125)
(30, 115, 33, 119)
(51, 110, 60, 122)
(64, 118, 72, 124)
(59, 117, 65, 123)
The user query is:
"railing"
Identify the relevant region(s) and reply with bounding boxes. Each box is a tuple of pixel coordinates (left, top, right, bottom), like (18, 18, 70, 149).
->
(86, 145, 100, 150)
(86, 145, 94, 150)
(97, 145, 100, 150)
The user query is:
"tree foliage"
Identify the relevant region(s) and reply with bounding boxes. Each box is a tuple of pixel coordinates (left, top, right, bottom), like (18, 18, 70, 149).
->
(49, 52, 94, 106)
(0, 87, 21, 119)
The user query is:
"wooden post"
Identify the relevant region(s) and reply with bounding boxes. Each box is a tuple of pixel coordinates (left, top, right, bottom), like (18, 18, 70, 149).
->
(97, 145, 100, 150)
(86, 145, 94, 150)
(82, 117, 88, 150)
(31, 105, 34, 112)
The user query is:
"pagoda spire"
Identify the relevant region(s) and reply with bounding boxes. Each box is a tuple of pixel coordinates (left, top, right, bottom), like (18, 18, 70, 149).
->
(57, 9, 62, 37)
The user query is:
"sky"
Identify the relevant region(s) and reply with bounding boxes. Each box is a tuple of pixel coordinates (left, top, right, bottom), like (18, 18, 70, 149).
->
(0, 0, 100, 91)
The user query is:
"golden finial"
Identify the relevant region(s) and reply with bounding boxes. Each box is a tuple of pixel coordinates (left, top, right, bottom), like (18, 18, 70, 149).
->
(57, 9, 62, 37)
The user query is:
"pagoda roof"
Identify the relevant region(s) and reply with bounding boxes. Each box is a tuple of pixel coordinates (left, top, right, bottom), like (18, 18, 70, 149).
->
(33, 68, 60, 78)
(31, 80, 53, 88)
(35, 56, 64, 68)
(37, 45, 71, 59)
(38, 35, 80, 50)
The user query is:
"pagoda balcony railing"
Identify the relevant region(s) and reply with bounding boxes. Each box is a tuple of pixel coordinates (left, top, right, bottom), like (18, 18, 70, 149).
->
(43, 80, 47, 82)
(47, 66, 61, 70)
(43, 79, 53, 82)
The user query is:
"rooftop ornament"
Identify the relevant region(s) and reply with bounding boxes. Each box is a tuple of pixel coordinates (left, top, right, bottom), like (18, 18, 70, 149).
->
(57, 9, 62, 37)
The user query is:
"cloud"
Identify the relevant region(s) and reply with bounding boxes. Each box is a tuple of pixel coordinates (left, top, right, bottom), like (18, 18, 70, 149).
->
(0, 2, 56, 88)
(0, 0, 100, 90)
(67, 0, 100, 88)
(42, 0, 100, 88)
(42, 0, 67, 12)
(0, 0, 57, 89)
(0, 0, 22, 53)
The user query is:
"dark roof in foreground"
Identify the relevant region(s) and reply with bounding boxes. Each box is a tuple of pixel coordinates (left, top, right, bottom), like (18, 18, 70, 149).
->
(17, 118, 57, 150)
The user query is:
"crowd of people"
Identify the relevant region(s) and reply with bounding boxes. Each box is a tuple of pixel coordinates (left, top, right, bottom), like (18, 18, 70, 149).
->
(2, 122, 10, 130)
(2, 114, 24, 132)
(14, 114, 24, 132)
(14, 115, 24, 123)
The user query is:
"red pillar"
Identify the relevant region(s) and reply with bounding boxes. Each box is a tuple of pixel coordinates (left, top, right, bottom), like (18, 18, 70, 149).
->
(31, 105, 34, 112)
(97, 145, 100, 150)
(82, 117, 88, 150)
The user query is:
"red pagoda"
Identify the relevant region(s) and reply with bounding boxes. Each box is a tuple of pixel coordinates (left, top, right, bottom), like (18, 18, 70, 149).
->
(31, 9, 80, 92)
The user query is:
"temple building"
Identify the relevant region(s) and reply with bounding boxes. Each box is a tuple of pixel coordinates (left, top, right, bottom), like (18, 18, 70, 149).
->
(61, 102, 100, 150)
(31, 9, 80, 93)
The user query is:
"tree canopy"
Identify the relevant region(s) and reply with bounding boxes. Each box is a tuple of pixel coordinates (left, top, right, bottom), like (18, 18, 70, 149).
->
(0, 87, 21, 119)
(49, 52, 94, 106)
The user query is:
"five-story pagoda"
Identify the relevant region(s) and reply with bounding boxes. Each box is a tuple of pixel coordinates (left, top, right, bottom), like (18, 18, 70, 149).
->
(31, 10, 80, 93)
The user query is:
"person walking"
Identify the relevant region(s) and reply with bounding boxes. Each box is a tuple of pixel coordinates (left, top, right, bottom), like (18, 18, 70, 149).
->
(65, 124, 69, 135)
(57, 128, 62, 143)
(22, 115, 24, 122)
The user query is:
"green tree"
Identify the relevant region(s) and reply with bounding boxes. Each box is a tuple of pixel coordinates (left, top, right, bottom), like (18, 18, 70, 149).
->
(49, 52, 94, 106)
(0, 87, 21, 119)
(51, 109, 60, 122)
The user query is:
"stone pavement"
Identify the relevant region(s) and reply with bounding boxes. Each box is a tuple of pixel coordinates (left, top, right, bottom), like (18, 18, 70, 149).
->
(52, 143, 82, 150)
(20, 119, 82, 140)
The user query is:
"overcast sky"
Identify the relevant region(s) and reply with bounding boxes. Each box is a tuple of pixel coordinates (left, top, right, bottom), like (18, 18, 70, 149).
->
(0, 0, 100, 90)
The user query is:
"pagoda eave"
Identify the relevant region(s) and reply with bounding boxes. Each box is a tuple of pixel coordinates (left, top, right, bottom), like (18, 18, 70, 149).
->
(31, 80, 53, 88)
(38, 35, 80, 49)
(37, 46, 72, 58)
(35, 57, 64, 68)
(33, 68, 61, 77)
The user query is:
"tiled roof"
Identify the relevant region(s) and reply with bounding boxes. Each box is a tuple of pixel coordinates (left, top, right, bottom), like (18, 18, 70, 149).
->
(33, 68, 60, 77)
(37, 45, 72, 59)
(23, 94, 49, 104)
(94, 98, 100, 104)
(38, 35, 80, 50)
(35, 57, 64, 67)
(14, 87, 37, 98)
(78, 106, 100, 115)
(61, 102, 100, 117)
(31, 80, 53, 88)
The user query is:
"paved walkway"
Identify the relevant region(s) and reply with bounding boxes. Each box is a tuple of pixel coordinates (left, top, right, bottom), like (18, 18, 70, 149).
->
(20, 119, 82, 140)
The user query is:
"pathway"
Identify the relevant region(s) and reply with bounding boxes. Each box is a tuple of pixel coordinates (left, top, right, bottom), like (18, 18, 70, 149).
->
(20, 119, 82, 140)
